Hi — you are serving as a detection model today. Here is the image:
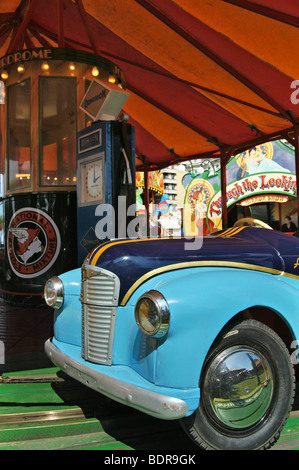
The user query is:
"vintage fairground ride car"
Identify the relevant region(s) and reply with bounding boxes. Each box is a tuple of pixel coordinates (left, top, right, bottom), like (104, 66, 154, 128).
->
(44, 226, 299, 450)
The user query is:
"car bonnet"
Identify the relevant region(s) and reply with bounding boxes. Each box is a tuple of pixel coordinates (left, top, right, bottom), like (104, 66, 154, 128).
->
(84, 227, 295, 305)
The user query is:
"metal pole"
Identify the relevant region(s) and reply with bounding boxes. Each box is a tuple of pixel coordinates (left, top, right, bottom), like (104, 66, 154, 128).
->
(220, 153, 228, 229)
(144, 167, 150, 236)
(293, 126, 299, 227)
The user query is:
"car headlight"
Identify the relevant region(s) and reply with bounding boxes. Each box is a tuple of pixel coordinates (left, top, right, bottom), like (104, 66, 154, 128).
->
(135, 290, 170, 338)
(44, 276, 64, 309)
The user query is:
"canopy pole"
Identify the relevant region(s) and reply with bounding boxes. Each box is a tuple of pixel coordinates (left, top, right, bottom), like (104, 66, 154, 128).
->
(220, 153, 228, 229)
(144, 167, 150, 236)
(294, 126, 299, 227)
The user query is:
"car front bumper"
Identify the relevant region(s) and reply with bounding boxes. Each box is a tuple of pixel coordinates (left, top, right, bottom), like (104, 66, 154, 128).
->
(45, 338, 194, 420)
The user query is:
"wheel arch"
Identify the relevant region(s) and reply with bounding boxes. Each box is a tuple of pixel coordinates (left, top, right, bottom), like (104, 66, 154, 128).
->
(235, 305, 294, 352)
(199, 305, 296, 386)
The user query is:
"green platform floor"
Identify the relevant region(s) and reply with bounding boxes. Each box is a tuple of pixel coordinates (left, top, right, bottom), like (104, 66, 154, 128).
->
(0, 367, 298, 450)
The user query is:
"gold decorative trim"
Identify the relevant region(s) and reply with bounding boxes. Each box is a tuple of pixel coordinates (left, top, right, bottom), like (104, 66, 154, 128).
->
(90, 237, 169, 266)
(120, 260, 297, 306)
(215, 226, 246, 237)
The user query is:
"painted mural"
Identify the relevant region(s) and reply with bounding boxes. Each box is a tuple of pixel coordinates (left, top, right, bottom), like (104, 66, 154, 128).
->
(183, 141, 296, 234)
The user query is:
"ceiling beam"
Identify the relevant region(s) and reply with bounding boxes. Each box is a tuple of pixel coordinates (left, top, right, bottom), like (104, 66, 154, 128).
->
(0, 13, 17, 21)
(221, 0, 299, 28)
(24, 30, 34, 49)
(74, 0, 103, 55)
(103, 49, 283, 121)
(0, 22, 14, 41)
(28, 25, 53, 48)
(29, 20, 91, 50)
(57, 0, 65, 48)
(128, 82, 229, 148)
(6, 0, 40, 53)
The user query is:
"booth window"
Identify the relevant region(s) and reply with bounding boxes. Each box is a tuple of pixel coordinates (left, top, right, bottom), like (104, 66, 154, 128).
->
(7, 79, 31, 190)
(39, 77, 76, 186)
(0, 103, 3, 198)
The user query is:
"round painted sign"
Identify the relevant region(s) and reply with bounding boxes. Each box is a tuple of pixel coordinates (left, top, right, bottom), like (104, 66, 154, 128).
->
(7, 207, 61, 278)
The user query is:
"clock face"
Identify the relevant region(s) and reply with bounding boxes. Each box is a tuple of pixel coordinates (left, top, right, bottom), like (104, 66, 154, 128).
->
(86, 160, 103, 198)
(79, 154, 105, 206)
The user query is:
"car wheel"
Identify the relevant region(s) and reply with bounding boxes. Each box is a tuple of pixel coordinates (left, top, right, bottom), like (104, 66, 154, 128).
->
(181, 319, 295, 450)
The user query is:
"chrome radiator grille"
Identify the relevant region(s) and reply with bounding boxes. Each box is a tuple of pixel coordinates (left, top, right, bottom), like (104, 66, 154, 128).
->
(81, 265, 120, 365)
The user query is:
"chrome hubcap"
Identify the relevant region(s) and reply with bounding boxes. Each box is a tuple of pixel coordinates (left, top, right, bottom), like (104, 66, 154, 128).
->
(206, 347, 274, 429)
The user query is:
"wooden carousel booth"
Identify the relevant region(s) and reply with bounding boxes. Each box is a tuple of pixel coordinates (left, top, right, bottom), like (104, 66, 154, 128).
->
(0, 47, 125, 305)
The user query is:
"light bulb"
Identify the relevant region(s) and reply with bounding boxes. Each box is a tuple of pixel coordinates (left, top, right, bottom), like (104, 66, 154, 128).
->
(108, 75, 116, 84)
(92, 66, 99, 77)
(41, 62, 49, 71)
(1, 70, 8, 80)
(17, 63, 25, 73)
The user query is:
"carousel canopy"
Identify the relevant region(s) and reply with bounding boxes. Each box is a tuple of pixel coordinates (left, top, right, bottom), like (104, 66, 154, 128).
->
(0, 0, 299, 170)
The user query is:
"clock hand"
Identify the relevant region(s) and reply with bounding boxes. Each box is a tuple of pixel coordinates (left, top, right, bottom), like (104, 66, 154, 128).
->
(94, 175, 101, 182)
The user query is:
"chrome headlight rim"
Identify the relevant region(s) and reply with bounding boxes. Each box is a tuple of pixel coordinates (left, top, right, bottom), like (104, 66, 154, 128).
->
(135, 290, 170, 338)
(44, 276, 64, 309)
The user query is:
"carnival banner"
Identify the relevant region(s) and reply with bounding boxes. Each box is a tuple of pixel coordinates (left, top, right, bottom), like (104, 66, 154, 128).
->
(183, 141, 297, 233)
(208, 172, 297, 228)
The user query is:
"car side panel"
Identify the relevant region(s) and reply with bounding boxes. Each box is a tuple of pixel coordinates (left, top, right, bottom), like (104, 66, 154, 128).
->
(126, 267, 299, 389)
(51, 266, 299, 392)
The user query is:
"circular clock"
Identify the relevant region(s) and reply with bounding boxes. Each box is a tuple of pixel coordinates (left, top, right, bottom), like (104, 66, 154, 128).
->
(86, 161, 103, 199)
(78, 154, 104, 206)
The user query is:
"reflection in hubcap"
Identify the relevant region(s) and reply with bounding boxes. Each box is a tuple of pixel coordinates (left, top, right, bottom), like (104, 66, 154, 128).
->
(208, 347, 274, 429)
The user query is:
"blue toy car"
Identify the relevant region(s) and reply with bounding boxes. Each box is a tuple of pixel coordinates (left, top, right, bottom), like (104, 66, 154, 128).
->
(44, 226, 299, 450)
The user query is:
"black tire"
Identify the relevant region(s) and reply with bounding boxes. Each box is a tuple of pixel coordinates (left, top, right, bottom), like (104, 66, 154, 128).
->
(181, 319, 295, 450)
